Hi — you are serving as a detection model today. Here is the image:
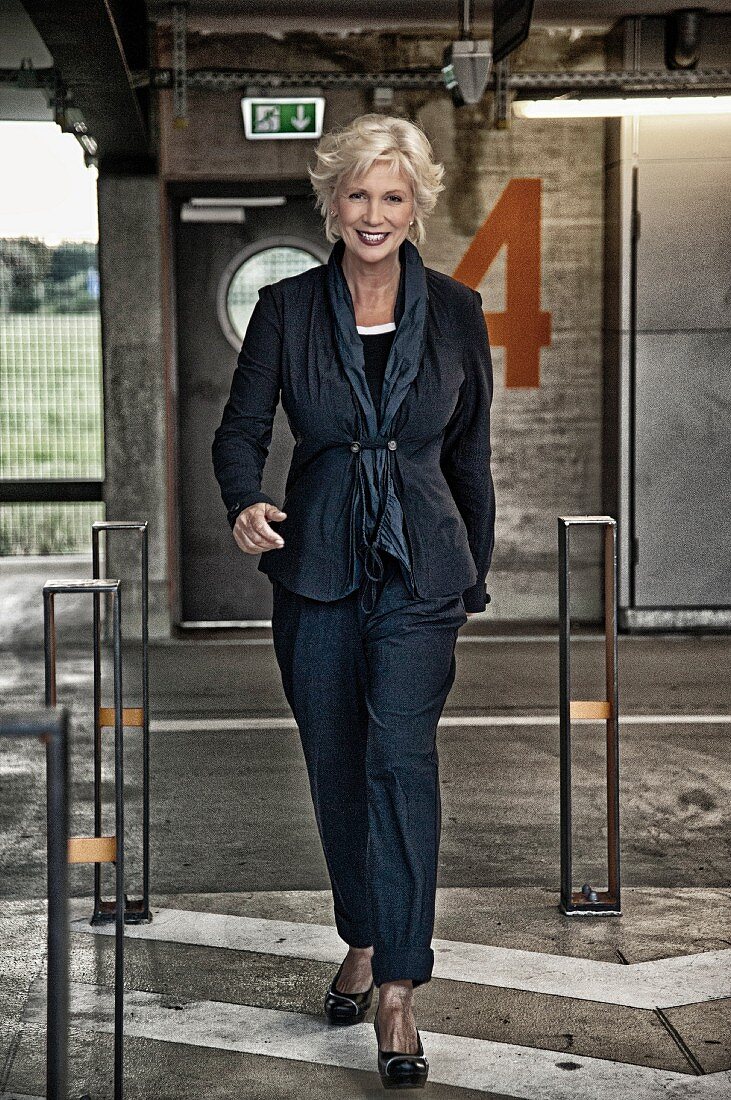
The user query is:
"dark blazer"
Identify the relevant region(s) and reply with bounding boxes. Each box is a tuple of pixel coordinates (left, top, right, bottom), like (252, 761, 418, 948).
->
(212, 237, 495, 612)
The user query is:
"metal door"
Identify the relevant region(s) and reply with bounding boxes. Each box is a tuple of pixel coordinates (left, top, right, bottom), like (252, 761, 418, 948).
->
(174, 184, 329, 625)
(632, 116, 731, 609)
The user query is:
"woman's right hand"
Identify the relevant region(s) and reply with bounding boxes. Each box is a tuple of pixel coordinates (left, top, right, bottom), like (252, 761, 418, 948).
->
(233, 502, 287, 554)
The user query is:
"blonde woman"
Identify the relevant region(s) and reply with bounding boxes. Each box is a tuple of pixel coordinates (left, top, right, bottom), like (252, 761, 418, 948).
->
(212, 113, 495, 1089)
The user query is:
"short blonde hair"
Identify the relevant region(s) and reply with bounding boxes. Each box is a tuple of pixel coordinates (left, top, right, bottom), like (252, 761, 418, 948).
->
(308, 113, 445, 246)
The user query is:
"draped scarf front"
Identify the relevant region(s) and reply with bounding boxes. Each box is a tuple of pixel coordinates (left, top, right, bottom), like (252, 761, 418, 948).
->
(326, 237, 429, 608)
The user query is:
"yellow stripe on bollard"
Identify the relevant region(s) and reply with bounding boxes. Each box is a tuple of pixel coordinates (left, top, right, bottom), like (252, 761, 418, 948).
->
(99, 706, 144, 728)
(68, 836, 117, 864)
(569, 700, 612, 720)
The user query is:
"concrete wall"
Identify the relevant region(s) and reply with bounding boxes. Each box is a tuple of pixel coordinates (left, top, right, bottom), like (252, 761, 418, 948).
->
(102, 24, 609, 631)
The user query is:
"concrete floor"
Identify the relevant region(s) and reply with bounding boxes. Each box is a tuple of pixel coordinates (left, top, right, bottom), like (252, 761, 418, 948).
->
(1, 557, 730, 1097)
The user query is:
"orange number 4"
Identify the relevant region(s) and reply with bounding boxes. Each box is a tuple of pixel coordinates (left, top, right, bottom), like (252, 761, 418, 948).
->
(453, 178, 551, 388)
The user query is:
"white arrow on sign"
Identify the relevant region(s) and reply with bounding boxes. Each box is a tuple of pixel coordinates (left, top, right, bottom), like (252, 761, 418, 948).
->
(291, 104, 311, 130)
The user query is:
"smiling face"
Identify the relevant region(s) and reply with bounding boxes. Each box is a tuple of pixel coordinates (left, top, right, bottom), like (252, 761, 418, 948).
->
(333, 158, 415, 265)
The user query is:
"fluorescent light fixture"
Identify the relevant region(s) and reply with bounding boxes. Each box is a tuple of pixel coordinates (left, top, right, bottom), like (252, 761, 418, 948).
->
(181, 205, 245, 223)
(512, 95, 731, 118)
(188, 197, 286, 207)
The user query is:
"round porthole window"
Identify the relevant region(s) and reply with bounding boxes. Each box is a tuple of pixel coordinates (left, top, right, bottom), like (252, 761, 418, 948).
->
(221, 243, 323, 350)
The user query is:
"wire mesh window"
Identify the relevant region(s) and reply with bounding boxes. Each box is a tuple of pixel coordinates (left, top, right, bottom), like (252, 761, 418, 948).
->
(0, 239, 105, 554)
(225, 245, 321, 343)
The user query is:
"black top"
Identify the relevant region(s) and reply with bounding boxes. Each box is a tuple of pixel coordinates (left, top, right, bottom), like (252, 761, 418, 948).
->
(212, 237, 495, 611)
(360, 329, 395, 413)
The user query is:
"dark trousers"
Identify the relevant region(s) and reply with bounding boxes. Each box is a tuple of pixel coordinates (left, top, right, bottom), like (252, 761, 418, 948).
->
(270, 550, 467, 987)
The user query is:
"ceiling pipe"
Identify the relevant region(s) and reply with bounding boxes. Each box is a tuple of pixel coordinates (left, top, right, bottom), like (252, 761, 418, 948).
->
(665, 7, 705, 69)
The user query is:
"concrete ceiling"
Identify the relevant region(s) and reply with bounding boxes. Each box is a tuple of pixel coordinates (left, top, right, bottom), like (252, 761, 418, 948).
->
(144, 1, 731, 33)
(3, 0, 728, 160)
(4, 1, 730, 68)
(1, 0, 151, 164)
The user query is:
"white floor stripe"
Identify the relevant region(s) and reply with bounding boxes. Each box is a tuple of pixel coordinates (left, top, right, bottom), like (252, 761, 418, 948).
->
(22, 979, 731, 1098)
(157, 634, 610, 645)
(156, 633, 721, 645)
(69, 904, 731, 1011)
(151, 713, 731, 733)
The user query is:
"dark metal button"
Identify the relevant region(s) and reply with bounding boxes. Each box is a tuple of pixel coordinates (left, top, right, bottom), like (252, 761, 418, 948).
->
(350, 441, 361, 453)
(387, 439, 397, 450)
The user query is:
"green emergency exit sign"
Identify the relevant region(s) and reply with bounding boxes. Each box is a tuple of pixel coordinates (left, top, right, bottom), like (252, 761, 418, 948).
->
(242, 97, 325, 140)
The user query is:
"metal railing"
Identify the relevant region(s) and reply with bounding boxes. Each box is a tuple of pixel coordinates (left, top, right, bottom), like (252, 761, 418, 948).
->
(91, 521, 152, 924)
(0, 706, 70, 1100)
(43, 578, 126, 1099)
(558, 516, 621, 916)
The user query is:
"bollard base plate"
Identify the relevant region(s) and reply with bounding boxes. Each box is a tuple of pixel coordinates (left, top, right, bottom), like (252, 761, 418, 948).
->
(560, 890, 621, 916)
(92, 895, 153, 925)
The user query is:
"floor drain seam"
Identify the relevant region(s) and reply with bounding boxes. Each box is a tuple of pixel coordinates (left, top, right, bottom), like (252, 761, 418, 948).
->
(653, 1006, 705, 1076)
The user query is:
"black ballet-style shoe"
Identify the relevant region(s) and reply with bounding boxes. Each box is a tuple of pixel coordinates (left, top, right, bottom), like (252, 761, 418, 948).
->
(323, 958, 374, 1024)
(374, 1006, 429, 1089)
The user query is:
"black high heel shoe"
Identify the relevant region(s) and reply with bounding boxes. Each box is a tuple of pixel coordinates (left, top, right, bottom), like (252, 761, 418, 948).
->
(323, 958, 374, 1024)
(374, 1006, 429, 1090)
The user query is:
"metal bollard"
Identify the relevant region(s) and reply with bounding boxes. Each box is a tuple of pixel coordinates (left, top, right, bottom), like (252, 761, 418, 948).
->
(44, 578, 125, 1099)
(0, 706, 70, 1100)
(91, 521, 151, 924)
(557, 516, 621, 916)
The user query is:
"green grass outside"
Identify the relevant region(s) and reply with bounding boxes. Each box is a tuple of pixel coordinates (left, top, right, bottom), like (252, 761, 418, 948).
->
(0, 313, 104, 553)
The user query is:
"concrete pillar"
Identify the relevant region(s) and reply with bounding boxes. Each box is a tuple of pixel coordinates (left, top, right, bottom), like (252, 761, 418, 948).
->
(97, 174, 170, 639)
